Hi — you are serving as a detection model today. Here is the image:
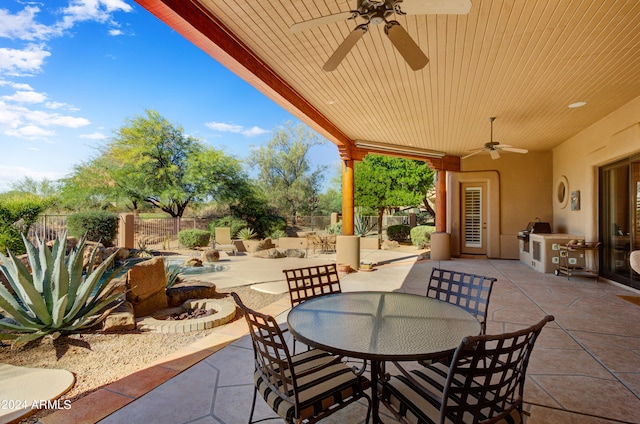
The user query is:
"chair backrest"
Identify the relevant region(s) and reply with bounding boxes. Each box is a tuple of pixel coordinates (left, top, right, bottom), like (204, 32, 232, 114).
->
(214, 227, 233, 244)
(231, 292, 299, 406)
(440, 315, 554, 424)
(283, 264, 341, 307)
(427, 267, 496, 333)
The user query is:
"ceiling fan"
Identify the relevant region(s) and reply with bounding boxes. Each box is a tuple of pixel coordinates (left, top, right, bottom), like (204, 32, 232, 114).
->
(462, 117, 529, 160)
(290, 0, 472, 71)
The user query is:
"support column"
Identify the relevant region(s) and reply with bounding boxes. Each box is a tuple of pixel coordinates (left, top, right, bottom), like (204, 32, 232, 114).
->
(338, 159, 359, 270)
(431, 170, 451, 260)
(341, 159, 355, 235)
(435, 170, 447, 232)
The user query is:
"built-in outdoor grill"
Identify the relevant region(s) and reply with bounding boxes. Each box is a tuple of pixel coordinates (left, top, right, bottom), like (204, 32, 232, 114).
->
(517, 221, 552, 243)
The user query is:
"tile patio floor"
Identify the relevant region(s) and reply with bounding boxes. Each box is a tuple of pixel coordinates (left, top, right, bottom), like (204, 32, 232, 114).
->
(39, 255, 640, 424)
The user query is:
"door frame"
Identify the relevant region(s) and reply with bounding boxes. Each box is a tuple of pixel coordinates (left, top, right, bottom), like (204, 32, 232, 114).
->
(448, 171, 501, 258)
(461, 182, 488, 255)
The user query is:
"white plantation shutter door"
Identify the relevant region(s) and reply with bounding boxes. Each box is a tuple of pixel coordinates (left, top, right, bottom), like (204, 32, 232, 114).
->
(464, 187, 482, 248)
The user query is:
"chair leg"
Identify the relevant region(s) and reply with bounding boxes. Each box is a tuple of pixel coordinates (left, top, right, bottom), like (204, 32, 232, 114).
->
(248, 385, 258, 424)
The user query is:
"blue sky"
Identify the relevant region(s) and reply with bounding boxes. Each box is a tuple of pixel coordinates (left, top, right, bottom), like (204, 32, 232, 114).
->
(0, 0, 340, 192)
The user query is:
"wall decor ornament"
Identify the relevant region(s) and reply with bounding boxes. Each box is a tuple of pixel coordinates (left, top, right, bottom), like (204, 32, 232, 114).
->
(571, 190, 580, 211)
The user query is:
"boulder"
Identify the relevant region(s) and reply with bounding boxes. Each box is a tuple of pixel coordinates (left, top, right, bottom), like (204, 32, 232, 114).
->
(285, 249, 306, 258)
(166, 281, 218, 307)
(183, 257, 203, 267)
(252, 248, 287, 259)
(381, 240, 400, 250)
(201, 249, 220, 263)
(126, 256, 168, 317)
(102, 301, 136, 332)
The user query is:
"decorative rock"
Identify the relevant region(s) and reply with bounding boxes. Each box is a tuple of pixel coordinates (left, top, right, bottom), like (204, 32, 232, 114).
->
(183, 257, 203, 267)
(252, 248, 287, 259)
(201, 249, 220, 263)
(285, 249, 306, 258)
(102, 301, 136, 332)
(381, 240, 400, 250)
(126, 257, 168, 317)
(257, 238, 275, 251)
(166, 281, 218, 307)
(115, 248, 131, 260)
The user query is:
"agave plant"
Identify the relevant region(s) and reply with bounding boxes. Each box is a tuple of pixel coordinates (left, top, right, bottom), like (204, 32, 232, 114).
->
(0, 233, 124, 348)
(237, 227, 258, 240)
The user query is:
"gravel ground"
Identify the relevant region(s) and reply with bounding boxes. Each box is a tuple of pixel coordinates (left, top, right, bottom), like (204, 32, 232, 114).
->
(0, 284, 286, 423)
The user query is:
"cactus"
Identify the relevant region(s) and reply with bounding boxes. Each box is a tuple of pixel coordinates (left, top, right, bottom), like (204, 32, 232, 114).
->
(0, 233, 124, 348)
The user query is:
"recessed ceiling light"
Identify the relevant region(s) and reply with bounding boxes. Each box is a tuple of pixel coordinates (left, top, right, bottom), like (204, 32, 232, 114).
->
(568, 101, 587, 108)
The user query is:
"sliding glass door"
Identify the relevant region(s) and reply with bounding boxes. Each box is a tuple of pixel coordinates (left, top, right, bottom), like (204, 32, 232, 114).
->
(599, 156, 640, 289)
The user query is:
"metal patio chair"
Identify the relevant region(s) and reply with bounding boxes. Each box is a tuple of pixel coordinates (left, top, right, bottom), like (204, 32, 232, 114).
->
(426, 267, 496, 334)
(231, 292, 371, 424)
(382, 315, 555, 424)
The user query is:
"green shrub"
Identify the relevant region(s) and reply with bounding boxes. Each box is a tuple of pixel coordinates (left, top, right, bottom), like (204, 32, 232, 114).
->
(252, 215, 287, 239)
(237, 228, 258, 240)
(0, 194, 51, 255)
(66, 211, 119, 247)
(267, 229, 286, 240)
(386, 224, 411, 242)
(178, 229, 210, 249)
(209, 216, 248, 239)
(0, 233, 123, 347)
(410, 225, 436, 248)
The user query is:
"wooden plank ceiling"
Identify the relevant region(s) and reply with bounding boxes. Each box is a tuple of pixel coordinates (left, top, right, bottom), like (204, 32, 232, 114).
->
(137, 0, 640, 166)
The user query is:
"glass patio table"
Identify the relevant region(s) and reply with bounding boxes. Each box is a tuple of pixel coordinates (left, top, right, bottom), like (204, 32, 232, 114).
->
(287, 291, 481, 423)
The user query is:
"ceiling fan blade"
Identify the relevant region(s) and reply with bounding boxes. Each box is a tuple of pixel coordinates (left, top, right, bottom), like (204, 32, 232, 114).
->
(323, 25, 367, 71)
(396, 0, 472, 15)
(489, 149, 501, 160)
(290, 11, 357, 33)
(501, 147, 529, 154)
(462, 149, 483, 159)
(384, 21, 428, 70)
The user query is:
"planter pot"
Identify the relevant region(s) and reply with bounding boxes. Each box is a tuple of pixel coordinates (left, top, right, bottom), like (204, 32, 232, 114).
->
(337, 263, 352, 273)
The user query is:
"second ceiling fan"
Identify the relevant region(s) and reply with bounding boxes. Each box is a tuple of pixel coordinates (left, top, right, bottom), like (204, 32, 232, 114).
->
(290, 0, 472, 71)
(463, 117, 529, 160)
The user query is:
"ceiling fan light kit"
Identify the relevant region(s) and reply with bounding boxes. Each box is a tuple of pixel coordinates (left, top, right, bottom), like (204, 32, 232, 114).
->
(291, 0, 471, 71)
(462, 117, 529, 160)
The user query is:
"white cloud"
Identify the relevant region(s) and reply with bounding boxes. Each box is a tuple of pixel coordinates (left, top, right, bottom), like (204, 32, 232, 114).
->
(242, 126, 270, 137)
(6, 125, 55, 139)
(24, 110, 90, 128)
(59, 0, 133, 30)
(205, 121, 270, 137)
(2, 90, 46, 103)
(0, 6, 59, 41)
(79, 132, 107, 140)
(109, 29, 123, 36)
(0, 44, 51, 76)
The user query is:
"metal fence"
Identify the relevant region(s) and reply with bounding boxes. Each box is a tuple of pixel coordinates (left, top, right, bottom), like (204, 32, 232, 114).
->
(27, 215, 68, 244)
(134, 216, 210, 248)
(26, 213, 412, 248)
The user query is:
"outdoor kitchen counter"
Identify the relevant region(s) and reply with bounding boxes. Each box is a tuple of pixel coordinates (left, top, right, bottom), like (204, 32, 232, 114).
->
(519, 233, 584, 273)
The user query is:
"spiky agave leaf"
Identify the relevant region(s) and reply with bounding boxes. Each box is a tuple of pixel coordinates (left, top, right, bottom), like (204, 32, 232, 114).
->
(51, 295, 68, 329)
(64, 250, 117, 321)
(65, 236, 87, 314)
(22, 234, 44, 293)
(6, 250, 52, 326)
(11, 331, 49, 349)
(38, 234, 55, 312)
(50, 236, 70, 304)
(0, 270, 40, 327)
